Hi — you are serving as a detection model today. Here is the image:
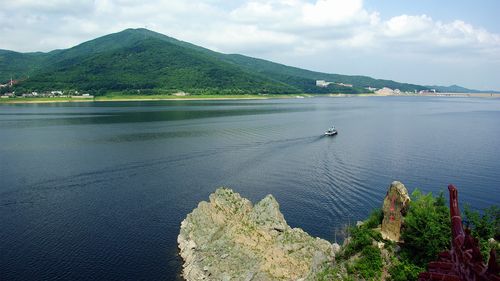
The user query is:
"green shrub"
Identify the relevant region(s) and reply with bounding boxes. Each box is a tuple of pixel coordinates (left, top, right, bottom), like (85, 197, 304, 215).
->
(315, 266, 337, 281)
(400, 189, 450, 267)
(365, 209, 383, 229)
(352, 246, 383, 280)
(463, 205, 500, 261)
(388, 258, 424, 281)
(342, 226, 377, 258)
(315, 265, 355, 281)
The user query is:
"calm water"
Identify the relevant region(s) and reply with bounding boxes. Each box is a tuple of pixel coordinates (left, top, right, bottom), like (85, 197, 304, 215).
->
(1, 97, 499, 280)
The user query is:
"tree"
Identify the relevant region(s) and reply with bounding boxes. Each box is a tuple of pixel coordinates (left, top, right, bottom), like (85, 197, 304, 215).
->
(400, 190, 450, 267)
(463, 205, 500, 260)
(389, 258, 423, 281)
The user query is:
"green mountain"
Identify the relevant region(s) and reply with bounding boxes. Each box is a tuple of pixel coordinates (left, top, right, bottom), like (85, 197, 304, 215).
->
(221, 54, 430, 93)
(0, 50, 50, 81)
(426, 84, 500, 94)
(1, 28, 431, 95)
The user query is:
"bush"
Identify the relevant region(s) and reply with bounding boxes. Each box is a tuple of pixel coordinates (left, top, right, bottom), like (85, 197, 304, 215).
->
(388, 258, 423, 281)
(365, 208, 383, 229)
(352, 246, 383, 280)
(400, 190, 450, 267)
(342, 226, 381, 258)
(316, 265, 355, 281)
(463, 205, 500, 261)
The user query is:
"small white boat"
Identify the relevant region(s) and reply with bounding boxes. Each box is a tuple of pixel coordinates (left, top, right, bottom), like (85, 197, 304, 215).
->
(325, 126, 338, 136)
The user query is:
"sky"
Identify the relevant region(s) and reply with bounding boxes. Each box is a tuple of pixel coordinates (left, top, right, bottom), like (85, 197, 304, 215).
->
(1, 0, 499, 90)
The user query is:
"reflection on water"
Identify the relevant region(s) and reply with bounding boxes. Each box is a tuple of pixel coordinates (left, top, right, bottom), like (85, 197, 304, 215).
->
(1, 97, 499, 280)
(0, 106, 313, 128)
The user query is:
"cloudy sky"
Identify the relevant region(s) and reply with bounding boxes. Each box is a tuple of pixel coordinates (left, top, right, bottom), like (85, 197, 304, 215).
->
(1, 0, 499, 90)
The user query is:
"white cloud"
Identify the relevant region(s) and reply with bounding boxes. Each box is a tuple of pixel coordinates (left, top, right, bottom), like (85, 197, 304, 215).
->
(3, 0, 498, 57)
(3, 0, 93, 15)
(384, 15, 433, 37)
(302, 0, 365, 26)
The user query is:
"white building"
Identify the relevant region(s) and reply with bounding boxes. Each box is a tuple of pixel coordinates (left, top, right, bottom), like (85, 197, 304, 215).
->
(316, 80, 332, 87)
(335, 82, 353, 88)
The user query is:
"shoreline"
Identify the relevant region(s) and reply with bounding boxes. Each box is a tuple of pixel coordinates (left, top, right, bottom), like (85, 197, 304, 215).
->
(0, 97, 273, 104)
(0, 94, 303, 104)
(1, 93, 499, 104)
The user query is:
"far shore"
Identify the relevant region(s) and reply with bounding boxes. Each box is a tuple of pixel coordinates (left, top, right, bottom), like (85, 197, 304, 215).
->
(368, 92, 500, 98)
(0, 94, 309, 104)
(1, 92, 500, 104)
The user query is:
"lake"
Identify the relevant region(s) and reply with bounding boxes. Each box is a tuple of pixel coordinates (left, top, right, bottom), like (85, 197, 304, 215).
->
(1, 96, 499, 280)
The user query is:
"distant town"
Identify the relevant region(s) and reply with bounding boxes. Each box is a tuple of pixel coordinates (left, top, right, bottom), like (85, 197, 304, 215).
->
(0, 78, 94, 99)
(316, 79, 499, 97)
(1, 77, 498, 101)
(317, 79, 437, 95)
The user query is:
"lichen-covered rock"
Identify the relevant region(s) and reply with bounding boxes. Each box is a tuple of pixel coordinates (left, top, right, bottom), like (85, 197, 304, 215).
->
(178, 188, 335, 281)
(381, 181, 411, 241)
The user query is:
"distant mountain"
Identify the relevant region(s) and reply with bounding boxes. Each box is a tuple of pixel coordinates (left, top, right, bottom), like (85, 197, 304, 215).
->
(4, 29, 297, 94)
(0, 28, 446, 95)
(426, 84, 500, 94)
(0, 50, 50, 82)
(221, 54, 430, 93)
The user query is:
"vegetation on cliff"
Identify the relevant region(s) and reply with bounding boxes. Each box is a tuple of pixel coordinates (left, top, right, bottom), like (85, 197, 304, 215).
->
(386, 190, 449, 281)
(316, 189, 498, 281)
(463, 205, 500, 261)
(178, 184, 498, 281)
(399, 190, 450, 267)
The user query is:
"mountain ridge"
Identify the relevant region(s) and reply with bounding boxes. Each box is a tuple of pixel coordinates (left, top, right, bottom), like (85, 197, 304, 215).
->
(0, 28, 487, 94)
(426, 84, 500, 94)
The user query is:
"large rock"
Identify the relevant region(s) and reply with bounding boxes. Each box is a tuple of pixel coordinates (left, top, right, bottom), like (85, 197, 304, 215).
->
(178, 188, 335, 281)
(380, 181, 411, 242)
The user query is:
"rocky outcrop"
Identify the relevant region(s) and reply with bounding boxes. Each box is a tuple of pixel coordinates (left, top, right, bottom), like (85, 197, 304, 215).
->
(178, 188, 335, 281)
(381, 181, 411, 242)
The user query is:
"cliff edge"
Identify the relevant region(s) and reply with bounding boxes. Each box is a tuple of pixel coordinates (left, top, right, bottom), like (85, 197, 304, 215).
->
(178, 188, 335, 281)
